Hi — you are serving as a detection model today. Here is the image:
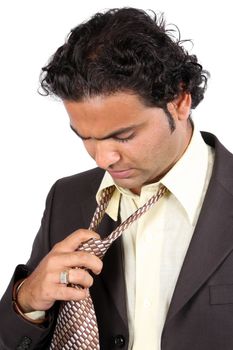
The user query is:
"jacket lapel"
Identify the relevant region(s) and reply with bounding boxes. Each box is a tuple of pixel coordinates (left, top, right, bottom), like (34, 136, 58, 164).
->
(165, 178, 233, 323)
(81, 178, 128, 328)
(165, 133, 233, 325)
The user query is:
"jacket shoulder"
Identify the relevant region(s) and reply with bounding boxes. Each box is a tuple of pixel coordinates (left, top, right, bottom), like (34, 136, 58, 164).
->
(54, 167, 105, 196)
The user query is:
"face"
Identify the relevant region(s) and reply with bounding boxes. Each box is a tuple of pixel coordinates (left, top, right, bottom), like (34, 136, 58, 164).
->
(64, 92, 192, 194)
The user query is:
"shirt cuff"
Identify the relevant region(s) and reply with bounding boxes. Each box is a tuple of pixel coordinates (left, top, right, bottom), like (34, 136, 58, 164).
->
(25, 310, 46, 321)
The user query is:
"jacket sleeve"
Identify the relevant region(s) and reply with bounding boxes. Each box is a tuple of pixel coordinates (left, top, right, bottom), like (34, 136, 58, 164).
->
(0, 182, 58, 350)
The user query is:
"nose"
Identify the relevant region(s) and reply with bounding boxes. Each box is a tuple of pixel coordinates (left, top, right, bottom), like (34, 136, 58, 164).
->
(94, 141, 120, 169)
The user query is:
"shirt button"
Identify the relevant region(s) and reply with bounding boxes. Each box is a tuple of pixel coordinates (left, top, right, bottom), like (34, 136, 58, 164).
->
(114, 334, 125, 348)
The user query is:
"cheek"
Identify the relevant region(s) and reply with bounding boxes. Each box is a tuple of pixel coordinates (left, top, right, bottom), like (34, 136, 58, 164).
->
(118, 142, 138, 161)
(138, 136, 170, 166)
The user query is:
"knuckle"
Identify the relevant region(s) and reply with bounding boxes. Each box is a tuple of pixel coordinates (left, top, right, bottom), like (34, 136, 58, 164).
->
(75, 267, 85, 278)
(75, 229, 90, 242)
(98, 259, 103, 269)
(76, 229, 100, 244)
(87, 275, 94, 287)
(57, 285, 67, 300)
(80, 270, 93, 287)
(72, 231, 83, 245)
(66, 286, 87, 301)
(46, 253, 60, 269)
(70, 268, 93, 287)
(52, 241, 62, 252)
(94, 258, 103, 274)
(40, 284, 52, 300)
(77, 251, 89, 264)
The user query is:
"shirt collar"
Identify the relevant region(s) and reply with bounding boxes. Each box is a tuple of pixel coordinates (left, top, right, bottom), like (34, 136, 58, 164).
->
(96, 126, 210, 224)
(161, 126, 210, 224)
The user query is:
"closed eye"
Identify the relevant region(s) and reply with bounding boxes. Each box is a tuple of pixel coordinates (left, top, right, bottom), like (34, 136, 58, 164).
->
(70, 124, 137, 142)
(113, 133, 135, 143)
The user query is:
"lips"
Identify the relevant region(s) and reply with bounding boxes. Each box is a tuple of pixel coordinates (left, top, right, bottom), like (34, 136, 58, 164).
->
(108, 169, 133, 179)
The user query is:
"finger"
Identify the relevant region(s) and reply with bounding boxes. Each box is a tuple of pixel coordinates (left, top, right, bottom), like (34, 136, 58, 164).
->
(49, 251, 103, 275)
(64, 251, 103, 275)
(66, 268, 93, 288)
(54, 285, 90, 302)
(53, 229, 100, 253)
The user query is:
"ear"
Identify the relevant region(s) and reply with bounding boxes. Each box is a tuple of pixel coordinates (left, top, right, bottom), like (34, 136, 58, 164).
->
(167, 93, 192, 121)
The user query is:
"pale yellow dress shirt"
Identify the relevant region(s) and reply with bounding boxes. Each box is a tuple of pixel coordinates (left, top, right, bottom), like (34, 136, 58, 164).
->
(96, 127, 215, 350)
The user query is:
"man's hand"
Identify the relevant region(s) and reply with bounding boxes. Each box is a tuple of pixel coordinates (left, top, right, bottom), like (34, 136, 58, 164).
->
(17, 229, 103, 313)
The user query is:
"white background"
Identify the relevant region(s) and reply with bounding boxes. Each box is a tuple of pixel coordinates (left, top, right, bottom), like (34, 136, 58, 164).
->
(0, 0, 232, 298)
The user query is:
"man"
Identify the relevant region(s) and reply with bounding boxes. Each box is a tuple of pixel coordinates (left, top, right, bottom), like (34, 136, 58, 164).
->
(1, 7, 233, 350)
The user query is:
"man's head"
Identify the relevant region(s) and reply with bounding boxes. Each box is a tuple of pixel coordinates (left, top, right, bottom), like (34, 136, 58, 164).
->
(40, 8, 208, 193)
(65, 91, 192, 194)
(40, 8, 208, 123)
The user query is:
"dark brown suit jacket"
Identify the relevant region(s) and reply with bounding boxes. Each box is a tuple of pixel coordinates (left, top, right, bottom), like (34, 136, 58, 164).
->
(1, 132, 233, 350)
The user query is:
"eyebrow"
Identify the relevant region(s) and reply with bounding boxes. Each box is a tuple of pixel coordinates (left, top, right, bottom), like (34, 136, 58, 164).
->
(70, 124, 137, 141)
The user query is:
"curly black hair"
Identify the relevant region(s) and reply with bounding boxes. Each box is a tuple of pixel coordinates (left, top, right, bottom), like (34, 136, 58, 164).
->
(40, 8, 209, 123)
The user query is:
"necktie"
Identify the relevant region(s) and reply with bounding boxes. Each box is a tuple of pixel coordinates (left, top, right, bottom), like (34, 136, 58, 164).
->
(50, 184, 166, 349)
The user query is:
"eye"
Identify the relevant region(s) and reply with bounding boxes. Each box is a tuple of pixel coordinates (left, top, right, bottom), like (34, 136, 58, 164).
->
(113, 134, 135, 143)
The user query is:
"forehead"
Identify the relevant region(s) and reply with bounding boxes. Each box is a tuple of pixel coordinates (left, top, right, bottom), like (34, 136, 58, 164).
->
(64, 92, 163, 136)
(65, 93, 146, 121)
